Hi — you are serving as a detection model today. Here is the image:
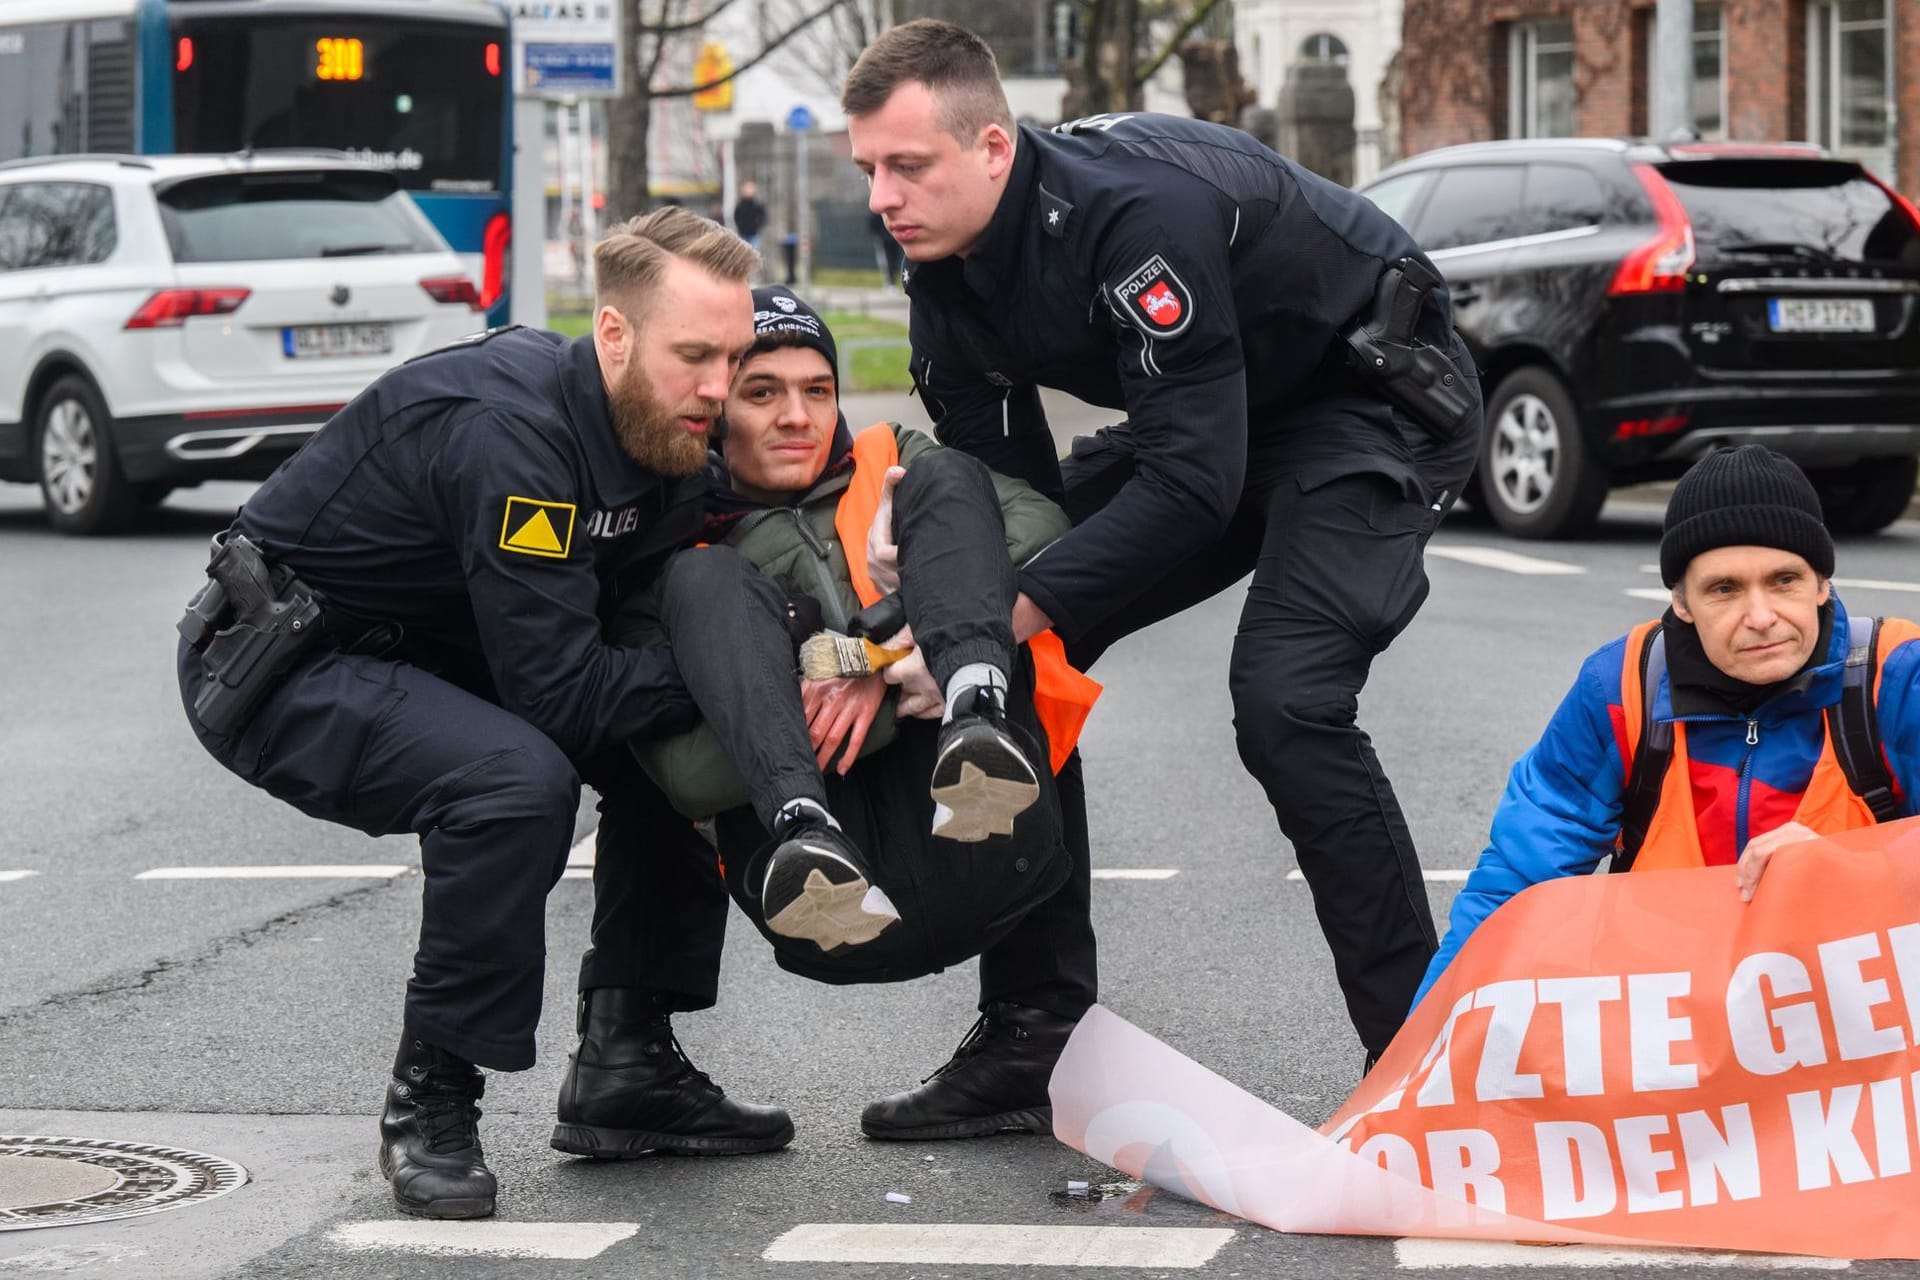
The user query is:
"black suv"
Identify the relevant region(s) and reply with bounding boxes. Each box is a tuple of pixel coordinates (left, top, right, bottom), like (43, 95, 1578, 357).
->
(1361, 139, 1920, 538)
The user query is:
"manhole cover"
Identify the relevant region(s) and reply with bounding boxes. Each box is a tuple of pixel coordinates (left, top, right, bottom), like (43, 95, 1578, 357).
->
(0, 1137, 247, 1231)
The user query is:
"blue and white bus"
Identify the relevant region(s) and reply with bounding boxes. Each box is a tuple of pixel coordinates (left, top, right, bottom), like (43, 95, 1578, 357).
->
(0, 0, 513, 323)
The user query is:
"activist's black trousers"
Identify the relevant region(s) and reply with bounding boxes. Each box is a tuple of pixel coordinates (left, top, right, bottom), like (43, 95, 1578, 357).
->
(177, 639, 727, 1073)
(1058, 395, 1478, 1058)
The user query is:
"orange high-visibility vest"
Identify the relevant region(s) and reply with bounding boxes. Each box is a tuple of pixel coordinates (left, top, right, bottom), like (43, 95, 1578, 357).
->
(1617, 616, 1920, 871)
(833, 423, 1100, 774)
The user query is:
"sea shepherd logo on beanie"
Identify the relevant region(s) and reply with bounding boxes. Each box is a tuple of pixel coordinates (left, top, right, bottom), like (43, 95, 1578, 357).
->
(1658, 445, 1835, 586)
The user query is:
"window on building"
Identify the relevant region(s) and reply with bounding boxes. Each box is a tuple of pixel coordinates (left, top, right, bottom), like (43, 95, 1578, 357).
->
(1807, 0, 1893, 180)
(1298, 32, 1349, 66)
(1509, 19, 1575, 138)
(1645, 4, 1726, 139)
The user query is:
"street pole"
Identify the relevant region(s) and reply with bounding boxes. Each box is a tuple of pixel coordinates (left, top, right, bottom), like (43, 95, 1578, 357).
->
(794, 127, 809, 286)
(511, 94, 548, 329)
(1653, 0, 1695, 141)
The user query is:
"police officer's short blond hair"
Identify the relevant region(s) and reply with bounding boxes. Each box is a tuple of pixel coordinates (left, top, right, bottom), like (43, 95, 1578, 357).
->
(842, 19, 1014, 143)
(593, 207, 759, 320)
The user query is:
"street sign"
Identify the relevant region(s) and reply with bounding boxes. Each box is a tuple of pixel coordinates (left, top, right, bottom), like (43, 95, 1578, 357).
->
(512, 0, 621, 99)
(786, 104, 816, 132)
(692, 41, 734, 112)
(522, 43, 616, 93)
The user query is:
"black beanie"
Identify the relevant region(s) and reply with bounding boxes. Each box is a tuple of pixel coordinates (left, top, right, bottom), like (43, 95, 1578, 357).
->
(1659, 445, 1833, 586)
(749, 286, 838, 386)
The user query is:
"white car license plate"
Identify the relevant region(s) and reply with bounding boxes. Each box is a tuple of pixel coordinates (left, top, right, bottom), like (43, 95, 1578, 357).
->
(1767, 297, 1875, 333)
(282, 323, 394, 359)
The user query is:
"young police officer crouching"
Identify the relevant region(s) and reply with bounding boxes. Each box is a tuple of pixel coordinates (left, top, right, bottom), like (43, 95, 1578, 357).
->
(176, 210, 793, 1220)
(1415, 446, 1920, 1009)
(600, 288, 1101, 1142)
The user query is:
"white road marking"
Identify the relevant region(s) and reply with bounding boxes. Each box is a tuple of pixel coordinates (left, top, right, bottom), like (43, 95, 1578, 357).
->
(135, 865, 413, 880)
(1427, 546, 1586, 576)
(763, 1224, 1235, 1268)
(560, 868, 592, 880)
(1290, 869, 1470, 882)
(1393, 1239, 1849, 1270)
(1091, 868, 1180, 880)
(567, 833, 595, 867)
(1625, 587, 1673, 602)
(329, 1221, 638, 1260)
(0, 870, 38, 883)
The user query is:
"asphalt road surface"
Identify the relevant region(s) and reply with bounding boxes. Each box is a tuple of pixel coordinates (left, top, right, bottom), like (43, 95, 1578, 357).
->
(3, 390, 1918, 1278)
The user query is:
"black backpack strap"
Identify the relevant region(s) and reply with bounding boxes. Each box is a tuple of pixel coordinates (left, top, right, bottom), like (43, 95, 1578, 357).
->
(1827, 615, 1901, 823)
(1612, 627, 1672, 874)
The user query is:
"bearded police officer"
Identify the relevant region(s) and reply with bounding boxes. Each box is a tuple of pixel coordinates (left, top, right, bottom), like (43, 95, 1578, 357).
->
(843, 23, 1484, 1072)
(175, 209, 793, 1221)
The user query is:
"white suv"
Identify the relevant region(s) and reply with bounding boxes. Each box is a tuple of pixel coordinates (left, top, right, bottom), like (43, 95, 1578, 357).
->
(0, 152, 486, 534)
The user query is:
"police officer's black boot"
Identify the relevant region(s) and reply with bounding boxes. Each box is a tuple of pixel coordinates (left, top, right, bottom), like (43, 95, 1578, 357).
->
(379, 1037, 496, 1219)
(551, 988, 795, 1157)
(860, 1002, 1077, 1140)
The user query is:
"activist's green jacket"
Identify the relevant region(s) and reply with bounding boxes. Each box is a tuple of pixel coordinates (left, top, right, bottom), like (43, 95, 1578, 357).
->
(614, 421, 1069, 819)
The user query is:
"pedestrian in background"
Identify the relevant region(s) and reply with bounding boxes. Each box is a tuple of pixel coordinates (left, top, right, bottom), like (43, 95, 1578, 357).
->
(733, 180, 767, 250)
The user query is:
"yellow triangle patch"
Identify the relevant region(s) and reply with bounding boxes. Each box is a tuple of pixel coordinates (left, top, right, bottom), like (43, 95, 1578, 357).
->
(507, 509, 565, 553)
(498, 496, 575, 559)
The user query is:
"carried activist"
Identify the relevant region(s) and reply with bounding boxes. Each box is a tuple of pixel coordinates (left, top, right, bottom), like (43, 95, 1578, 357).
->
(1416, 446, 1920, 1006)
(607, 287, 1105, 1141)
(843, 21, 1484, 1068)
(175, 210, 793, 1221)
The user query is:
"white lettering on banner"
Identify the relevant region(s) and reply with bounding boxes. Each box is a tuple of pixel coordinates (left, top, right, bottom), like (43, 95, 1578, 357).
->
(1727, 951, 1827, 1074)
(1819, 933, 1907, 1061)
(1615, 1114, 1684, 1213)
(1869, 1076, 1912, 1177)
(1413, 992, 1474, 1109)
(1888, 923, 1920, 1032)
(1789, 1085, 1875, 1189)
(1474, 981, 1545, 1101)
(1629, 973, 1700, 1092)
(1677, 1103, 1762, 1206)
(1536, 1121, 1616, 1219)
(1427, 1129, 1505, 1211)
(1538, 976, 1621, 1097)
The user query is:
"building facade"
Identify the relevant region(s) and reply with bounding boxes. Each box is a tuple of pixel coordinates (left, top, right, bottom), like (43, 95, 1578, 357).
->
(1397, 0, 1917, 197)
(1237, 0, 1405, 183)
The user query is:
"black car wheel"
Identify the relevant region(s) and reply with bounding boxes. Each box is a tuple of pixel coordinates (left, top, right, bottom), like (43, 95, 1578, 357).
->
(1479, 366, 1609, 539)
(35, 374, 137, 536)
(1807, 455, 1919, 535)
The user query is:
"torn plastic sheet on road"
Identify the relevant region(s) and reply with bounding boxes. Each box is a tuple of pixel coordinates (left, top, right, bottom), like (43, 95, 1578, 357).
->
(1050, 817, 1920, 1260)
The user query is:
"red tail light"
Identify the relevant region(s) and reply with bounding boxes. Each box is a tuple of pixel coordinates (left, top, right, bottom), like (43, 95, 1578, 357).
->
(1609, 164, 1696, 296)
(480, 211, 510, 310)
(126, 288, 249, 329)
(1862, 170, 1920, 231)
(420, 275, 483, 309)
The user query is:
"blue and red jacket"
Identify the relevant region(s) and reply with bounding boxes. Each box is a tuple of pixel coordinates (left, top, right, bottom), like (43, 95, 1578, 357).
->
(1414, 595, 1920, 1007)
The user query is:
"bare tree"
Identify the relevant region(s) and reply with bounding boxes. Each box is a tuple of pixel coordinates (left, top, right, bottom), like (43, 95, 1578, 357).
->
(606, 0, 851, 219)
(774, 0, 891, 98)
(1061, 0, 1233, 118)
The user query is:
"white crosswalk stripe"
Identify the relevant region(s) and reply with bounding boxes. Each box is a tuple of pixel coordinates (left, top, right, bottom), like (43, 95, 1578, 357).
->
(0, 870, 38, 883)
(1394, 1239, 1849, 1270)
(1428, 546, 1586, 575)
(1290, 869, 1471, 882)
(328, 1221, 638, 1260)
(763, 1223, 1235, 1267)
(1091, 868, 1180, 880)
(135, 865, 413, 880)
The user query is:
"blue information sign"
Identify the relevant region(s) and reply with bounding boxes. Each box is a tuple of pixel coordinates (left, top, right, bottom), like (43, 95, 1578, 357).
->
(786, 104, 816, 132)
(524, 43, 617, 93)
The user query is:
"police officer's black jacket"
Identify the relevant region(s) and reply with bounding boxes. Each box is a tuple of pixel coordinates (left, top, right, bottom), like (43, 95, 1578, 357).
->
(231, 327, 703, 760)
(905, 112, 1463, 641)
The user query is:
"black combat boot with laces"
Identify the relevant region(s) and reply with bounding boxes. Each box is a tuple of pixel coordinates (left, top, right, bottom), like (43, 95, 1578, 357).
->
(379, 1037, 496, 1219)
(860, 1002, 1078, 1140)
(551, 987, 794, 1157)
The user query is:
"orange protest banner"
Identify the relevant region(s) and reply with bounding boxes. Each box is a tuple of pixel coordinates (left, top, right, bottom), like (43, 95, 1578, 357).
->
(1051, 817, 1920, 1259)
(1329, 816, 1920, 1257)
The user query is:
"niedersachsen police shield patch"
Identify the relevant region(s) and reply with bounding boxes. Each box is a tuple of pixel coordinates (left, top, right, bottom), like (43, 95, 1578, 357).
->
(1111, 253, 1193, 337)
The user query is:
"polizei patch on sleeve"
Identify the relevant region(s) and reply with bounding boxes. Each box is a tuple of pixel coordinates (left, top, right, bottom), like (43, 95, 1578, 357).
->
(1110, 254, 1193, 337)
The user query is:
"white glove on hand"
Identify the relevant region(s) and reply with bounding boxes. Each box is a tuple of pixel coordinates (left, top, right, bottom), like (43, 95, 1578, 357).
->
(865, 465, 905, 595)
(880, 624, 943, 719)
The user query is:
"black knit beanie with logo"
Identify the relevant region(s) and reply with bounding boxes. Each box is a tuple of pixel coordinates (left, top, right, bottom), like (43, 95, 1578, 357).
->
(749, 286, 839, 386)
(1659, 445, 1834, 586)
